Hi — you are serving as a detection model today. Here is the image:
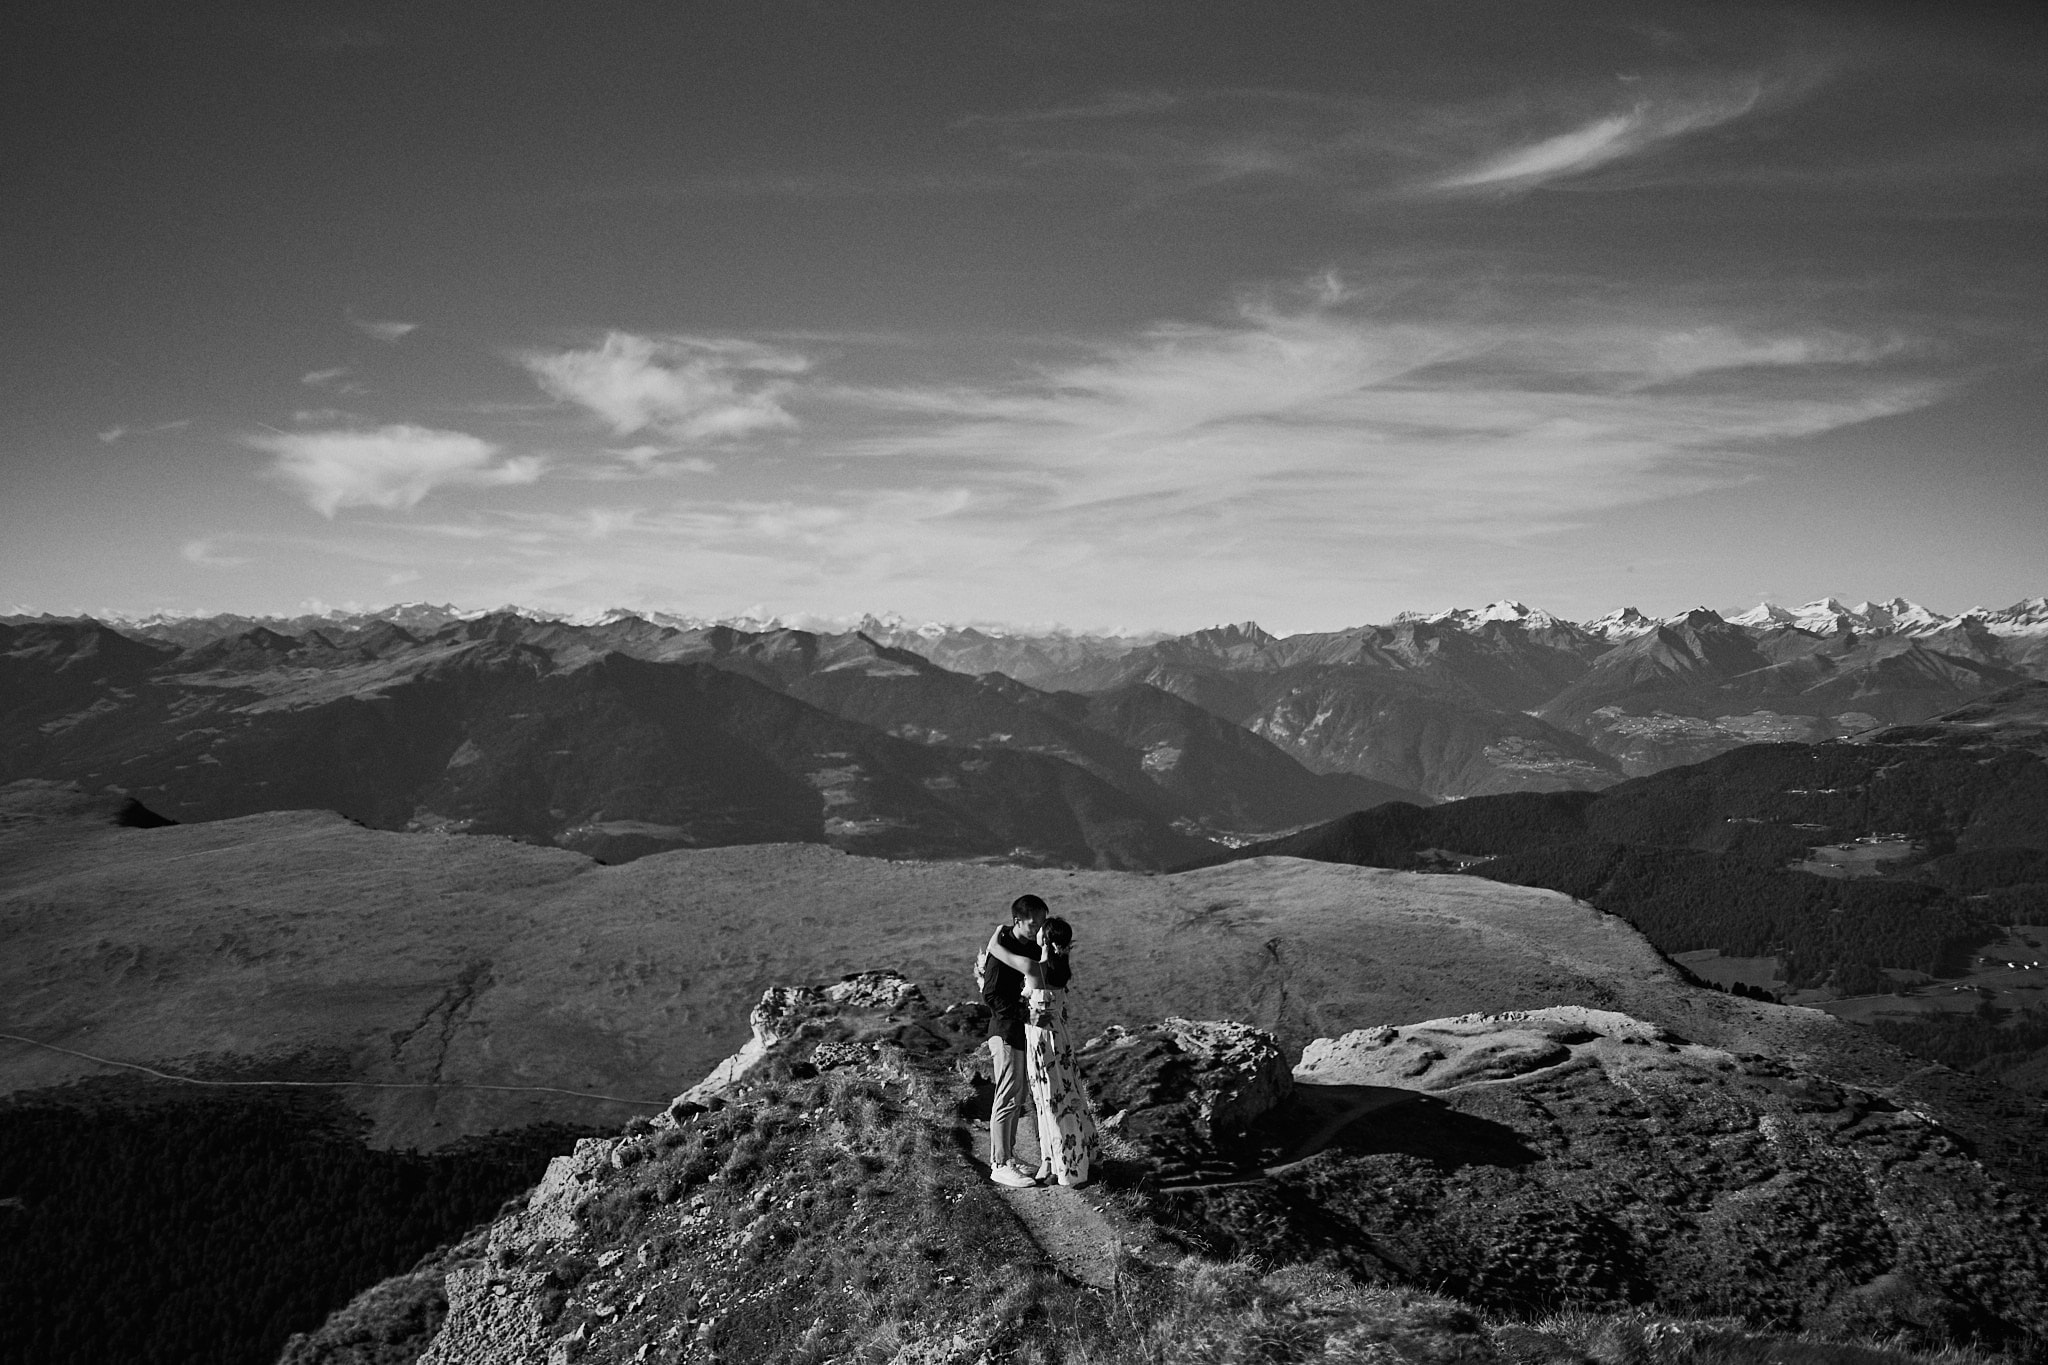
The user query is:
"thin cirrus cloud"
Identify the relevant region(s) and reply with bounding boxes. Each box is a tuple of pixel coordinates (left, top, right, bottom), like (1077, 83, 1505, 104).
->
(180, 538, 250, 568)
(1426, 83, 1765, 194)
(346, 311, 419, 342)
(821, 282, 1950, 556)
(986, 73, 1781, 206)
(954, 89, 1182, 128)
(250, 424, 544, 517)
(97, 419, 192, 445)
(521, 332, 809, 441)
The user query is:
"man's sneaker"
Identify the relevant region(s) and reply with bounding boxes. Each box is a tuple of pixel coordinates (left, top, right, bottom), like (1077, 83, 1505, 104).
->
(989, 1164, 1035, 1188)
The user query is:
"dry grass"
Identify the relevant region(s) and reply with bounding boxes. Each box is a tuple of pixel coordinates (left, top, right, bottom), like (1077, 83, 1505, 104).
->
(2, 795, 1819, 1153)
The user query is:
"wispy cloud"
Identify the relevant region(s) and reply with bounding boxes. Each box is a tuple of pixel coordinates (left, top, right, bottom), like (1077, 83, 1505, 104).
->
(597, 445, 717, 478)
(300, 367, 370, 397)
(582, 171, 1015, 202)
(980, 72, 1789, 207)
(347, 311, 419, 342)
(180, 538, 251, 568)
(1427, 84, 1765, 194)
(521, 332, 809, 441)
(251, 424, 544, 516)
(816, 276, 1949, 551)
(955, 90, 1181, 128)
(97, 419, 191, 445)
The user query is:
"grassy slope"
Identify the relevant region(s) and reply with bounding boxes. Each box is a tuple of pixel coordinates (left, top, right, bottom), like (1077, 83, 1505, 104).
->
(1, 789, 1844, 1150)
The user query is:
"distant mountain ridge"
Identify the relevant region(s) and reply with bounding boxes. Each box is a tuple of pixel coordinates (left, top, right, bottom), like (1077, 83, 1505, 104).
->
(6, 593, 2042, 803)
(24, 591, 2043, 644)
(0, 613, 1426, 868)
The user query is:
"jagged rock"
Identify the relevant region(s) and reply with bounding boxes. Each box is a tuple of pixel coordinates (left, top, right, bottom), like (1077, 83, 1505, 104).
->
(672, 970, 926, 1108)
(1081, 1015, 1291, 1154)
(525, 1137, 624, 1242)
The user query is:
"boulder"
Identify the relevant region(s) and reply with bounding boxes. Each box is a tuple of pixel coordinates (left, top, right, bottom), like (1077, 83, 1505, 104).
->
(1081, 1016, 1291, 1153)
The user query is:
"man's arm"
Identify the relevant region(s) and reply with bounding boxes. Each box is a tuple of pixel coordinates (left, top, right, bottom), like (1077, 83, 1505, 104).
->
(984, 926, 1034, 973)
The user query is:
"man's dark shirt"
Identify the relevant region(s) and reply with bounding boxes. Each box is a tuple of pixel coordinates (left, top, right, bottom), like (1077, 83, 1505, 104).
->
(983, 925, 1039, 1049)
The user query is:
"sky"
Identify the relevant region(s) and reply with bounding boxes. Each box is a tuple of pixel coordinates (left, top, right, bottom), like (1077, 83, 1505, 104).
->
(3, 0, 2044, 635)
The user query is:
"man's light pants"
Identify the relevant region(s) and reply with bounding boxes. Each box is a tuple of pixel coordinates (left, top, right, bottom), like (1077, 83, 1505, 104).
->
(988, 1035, 1027, 1167)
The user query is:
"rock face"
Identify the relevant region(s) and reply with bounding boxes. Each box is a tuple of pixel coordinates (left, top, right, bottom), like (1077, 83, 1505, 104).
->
(676, 972, 926, 1106)
(1295, 1006, 1699, 1091)
(406, 971, 991, 1365)
(1154, 1007, 2048, 1354)
(1080, 1016, 1293, 1155)
(290, 976, 2048, 1365)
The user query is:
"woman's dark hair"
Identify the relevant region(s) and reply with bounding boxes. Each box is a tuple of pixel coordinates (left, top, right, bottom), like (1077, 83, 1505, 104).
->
(1040, 916, 1073, 989)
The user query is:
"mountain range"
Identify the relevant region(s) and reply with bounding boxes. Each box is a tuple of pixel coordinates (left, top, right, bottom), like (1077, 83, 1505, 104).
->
(3, 594, 2040, 864)
(0, 616, 1415, 868)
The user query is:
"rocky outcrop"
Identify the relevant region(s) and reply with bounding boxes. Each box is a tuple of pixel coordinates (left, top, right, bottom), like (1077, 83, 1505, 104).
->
(1295, 1005, 1710, 1091)
(1080, 1016, 1291, 1156)
(674, 971, 925, 1107)
(291, 978, 2048, 1365)
(1161, 1007, 2048, 1354)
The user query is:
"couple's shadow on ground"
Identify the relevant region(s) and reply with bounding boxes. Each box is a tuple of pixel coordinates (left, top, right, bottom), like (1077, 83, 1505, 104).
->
(960, 1076, 1535, 1177)
(1252, 1082, 1537, 1173)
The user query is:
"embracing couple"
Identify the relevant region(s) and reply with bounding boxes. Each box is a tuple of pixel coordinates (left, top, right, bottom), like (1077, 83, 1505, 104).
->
(979, 893, 1101, 1189)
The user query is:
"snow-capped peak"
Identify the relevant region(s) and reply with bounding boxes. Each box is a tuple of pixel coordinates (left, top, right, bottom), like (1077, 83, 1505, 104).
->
(1969, 596, 2048, 636)
(1727, 602, 1797, 628)
(1398, 600, 1568, 632)
(858, 611, 956, 641)
(1852, 597, 1945, 633)
(1788, 597, 1860, 633)
(1581, 607, 1655, 640)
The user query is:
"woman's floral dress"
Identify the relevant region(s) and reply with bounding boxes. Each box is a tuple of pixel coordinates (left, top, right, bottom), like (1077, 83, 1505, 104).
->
(1025, 985, 1099, 1185)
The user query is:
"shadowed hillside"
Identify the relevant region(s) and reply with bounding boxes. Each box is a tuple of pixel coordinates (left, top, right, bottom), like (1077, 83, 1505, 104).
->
(1199, 684, 2048, 1107)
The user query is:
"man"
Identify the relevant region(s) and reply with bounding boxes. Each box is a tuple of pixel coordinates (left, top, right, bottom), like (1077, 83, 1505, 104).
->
(981, 893, 1046, 1187)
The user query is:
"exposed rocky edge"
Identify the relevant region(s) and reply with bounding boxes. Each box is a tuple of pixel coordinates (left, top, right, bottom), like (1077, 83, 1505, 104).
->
(1078, 1018, 1293, 1180)
(1294, 1006, 1708, 1091)
(1138, 1007, 2048, 1357)
(287, 978, 2048, 1365)
(670, 972, 928, 1108)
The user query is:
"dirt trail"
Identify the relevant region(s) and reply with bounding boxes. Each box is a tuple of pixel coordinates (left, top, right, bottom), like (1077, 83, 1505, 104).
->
(970, 1124, 1139, 1291)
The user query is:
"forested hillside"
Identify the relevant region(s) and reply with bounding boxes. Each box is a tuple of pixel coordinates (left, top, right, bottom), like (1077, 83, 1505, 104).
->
(1206, 686, 2048, 1008)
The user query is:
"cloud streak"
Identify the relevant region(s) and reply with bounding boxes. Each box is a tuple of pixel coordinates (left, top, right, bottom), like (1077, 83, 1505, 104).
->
(252, 424, 543, 516)
(97, 419, 191, 445)
(1427, 84, 1764, 194)
(522, 332, 809, 441)
(180, 538, 250, 568)
(816, 279, 1949, 557)
(980, 72, 1786, 207)
(347, 311, 419, 342)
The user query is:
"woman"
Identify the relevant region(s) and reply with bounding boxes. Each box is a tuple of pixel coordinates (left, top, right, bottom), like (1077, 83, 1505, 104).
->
(985, 915, 1099, 1186)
